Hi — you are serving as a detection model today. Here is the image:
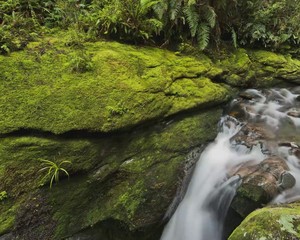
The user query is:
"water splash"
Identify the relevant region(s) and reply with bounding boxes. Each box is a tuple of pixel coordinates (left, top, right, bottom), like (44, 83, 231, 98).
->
(161, 88, 300, 240)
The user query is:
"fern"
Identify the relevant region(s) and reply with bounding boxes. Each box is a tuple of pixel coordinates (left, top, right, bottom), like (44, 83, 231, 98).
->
(146, 18, 163, 34)
(231, 28, 237, 48)
(183, 4, 199, 37)
(140, 0, 160, 15)
(187, 0, 196, 5)
(203, 6, 216, 28)
(169, 0, 182, 21)
(197, 23, 210, 50)
(153, 0, 168, 20)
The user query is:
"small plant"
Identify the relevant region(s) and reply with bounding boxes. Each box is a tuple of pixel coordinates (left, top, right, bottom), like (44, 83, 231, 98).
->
(39, 159, 71, 188)
(69, 50, 93, 73)
(0, 191, 8, 201)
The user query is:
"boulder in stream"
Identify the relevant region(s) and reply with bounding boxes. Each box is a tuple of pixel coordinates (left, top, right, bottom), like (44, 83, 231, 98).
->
(230, 156, 295, 218)
(229, 203, 300, 240)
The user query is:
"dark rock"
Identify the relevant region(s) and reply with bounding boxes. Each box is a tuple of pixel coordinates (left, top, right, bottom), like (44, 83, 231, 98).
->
(287, 109, 300, 118)
(231, 123, 276, 154)
(230, 156, 295, 218)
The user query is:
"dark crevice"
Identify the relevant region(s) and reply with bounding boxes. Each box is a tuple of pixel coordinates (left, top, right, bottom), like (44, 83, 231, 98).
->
(0, 105, 227, 141)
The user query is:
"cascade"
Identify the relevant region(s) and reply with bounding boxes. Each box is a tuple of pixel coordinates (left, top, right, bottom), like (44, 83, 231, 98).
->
(161, 88, 300, 240)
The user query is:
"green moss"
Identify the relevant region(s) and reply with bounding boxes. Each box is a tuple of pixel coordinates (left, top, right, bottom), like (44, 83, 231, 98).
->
(251, 50, 287, 67)
(0, 203, 17, 235)
(39, 108, 222, 239)
(0, 31, 231, 135)
(229, 204, 300, 240)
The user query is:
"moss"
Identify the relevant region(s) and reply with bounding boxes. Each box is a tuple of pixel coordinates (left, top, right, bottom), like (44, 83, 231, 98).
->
(39, 108, 222, 239)
(0, 135, 103, 236)
(251, 50, 287, 67)
(0, 203, 17, 235)
(0, 30, 230, 135)
(229, 204, 300, 240)
(218, 48, 300, 87)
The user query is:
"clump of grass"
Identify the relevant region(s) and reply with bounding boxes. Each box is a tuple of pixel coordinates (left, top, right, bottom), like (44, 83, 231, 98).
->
(39, 159, 71, 188)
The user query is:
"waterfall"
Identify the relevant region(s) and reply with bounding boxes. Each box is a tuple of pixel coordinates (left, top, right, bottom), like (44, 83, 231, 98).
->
(161, 88, 300, 240)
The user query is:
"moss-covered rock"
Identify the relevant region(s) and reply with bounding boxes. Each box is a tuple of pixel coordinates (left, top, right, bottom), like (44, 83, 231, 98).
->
(219, 49, 300, 87)
(0, 32, 230, 135)
(0, 108, 222, 239)
(229, 203, 300, 240)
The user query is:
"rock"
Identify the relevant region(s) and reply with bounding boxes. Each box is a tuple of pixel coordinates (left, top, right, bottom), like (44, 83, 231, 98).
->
(229, 203, 300, 240)
(219, 49, 300, 87)
(230, 156, 295, 218)
(287, 109, 300, 118)
(0, 108, 222, 239)
(0, 233, 13, 240)
(231, 123, 276, 154)
(0, 32, 230, 135)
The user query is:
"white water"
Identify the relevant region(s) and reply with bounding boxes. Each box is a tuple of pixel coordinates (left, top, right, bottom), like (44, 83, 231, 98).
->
(161, 88, 300, 240)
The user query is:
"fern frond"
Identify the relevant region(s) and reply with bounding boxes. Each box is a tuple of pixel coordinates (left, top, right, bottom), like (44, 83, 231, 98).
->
(203, 6, 216, 28)
(197, 23, 210, 50)
(146, 18, 163, 33)
(153, 0, 168, 20)
(187, 0, 196, 6)
(140, 0, 160, 15)
(231, 28, 237, 48)
(183, 4, 199, 37)
(169, 0, 182, 21)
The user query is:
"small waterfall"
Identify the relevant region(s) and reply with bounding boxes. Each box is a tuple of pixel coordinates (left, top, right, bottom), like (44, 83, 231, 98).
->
(161, 88, 300, 240)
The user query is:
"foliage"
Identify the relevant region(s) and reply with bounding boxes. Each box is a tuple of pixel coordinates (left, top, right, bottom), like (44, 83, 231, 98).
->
(236, 0, 300, 48)
(0, 0, 41, 54)
(86, 0, 163, 43)
(0, 191, 7, 201)
(69, 50, 93, 73)
(0, 0, 300, 52)
(39, 159, 71, 188)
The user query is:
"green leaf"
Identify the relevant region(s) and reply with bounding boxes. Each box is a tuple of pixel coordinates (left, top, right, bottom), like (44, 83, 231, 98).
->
(197, 23, 210, 50)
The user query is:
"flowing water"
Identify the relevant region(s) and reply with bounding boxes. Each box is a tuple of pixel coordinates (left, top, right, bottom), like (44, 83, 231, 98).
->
(161, 87, 300, 240)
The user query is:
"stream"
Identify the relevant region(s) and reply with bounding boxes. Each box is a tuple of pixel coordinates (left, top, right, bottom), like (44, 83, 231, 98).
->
(161, 87, 300, 240)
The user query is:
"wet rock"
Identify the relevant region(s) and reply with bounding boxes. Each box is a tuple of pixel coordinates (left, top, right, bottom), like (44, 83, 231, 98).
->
(231, 123, 276, 153)
(229, 203, 300, 240)
(239, 91, 255, 100)
(0, 233, 13, 240)
(230, 156, 295, 218)
(287, 109, 300, 118)
(0, 108, 223, 239)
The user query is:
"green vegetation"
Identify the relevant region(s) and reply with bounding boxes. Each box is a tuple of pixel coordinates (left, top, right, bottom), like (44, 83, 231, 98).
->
(39, 159, 71, 188)
(1, 0, 300, 53)
(0, 191, 7, 201)
(0, 34, 231, 134)
(229, 204, 300, 240)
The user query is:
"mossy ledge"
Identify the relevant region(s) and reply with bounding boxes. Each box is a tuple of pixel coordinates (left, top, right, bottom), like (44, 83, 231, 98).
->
(0, 108, 222, 239)
(218, 48, 300, 87)
(0, 32, 230, 135)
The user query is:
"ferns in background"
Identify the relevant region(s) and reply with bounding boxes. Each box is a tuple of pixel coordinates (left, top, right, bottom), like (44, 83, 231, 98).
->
(1, 0, 300, 54)
(88, 0, 163, 43)
(236, 0, 300, 48)
(183, 2, 216, 50)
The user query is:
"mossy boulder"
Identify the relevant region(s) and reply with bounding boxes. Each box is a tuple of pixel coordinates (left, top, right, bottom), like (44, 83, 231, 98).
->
(229, 203, 300, 240)
(0, 108, 222, 239)
(0, 31, 230, 134)
(219, 49, 300, 87)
